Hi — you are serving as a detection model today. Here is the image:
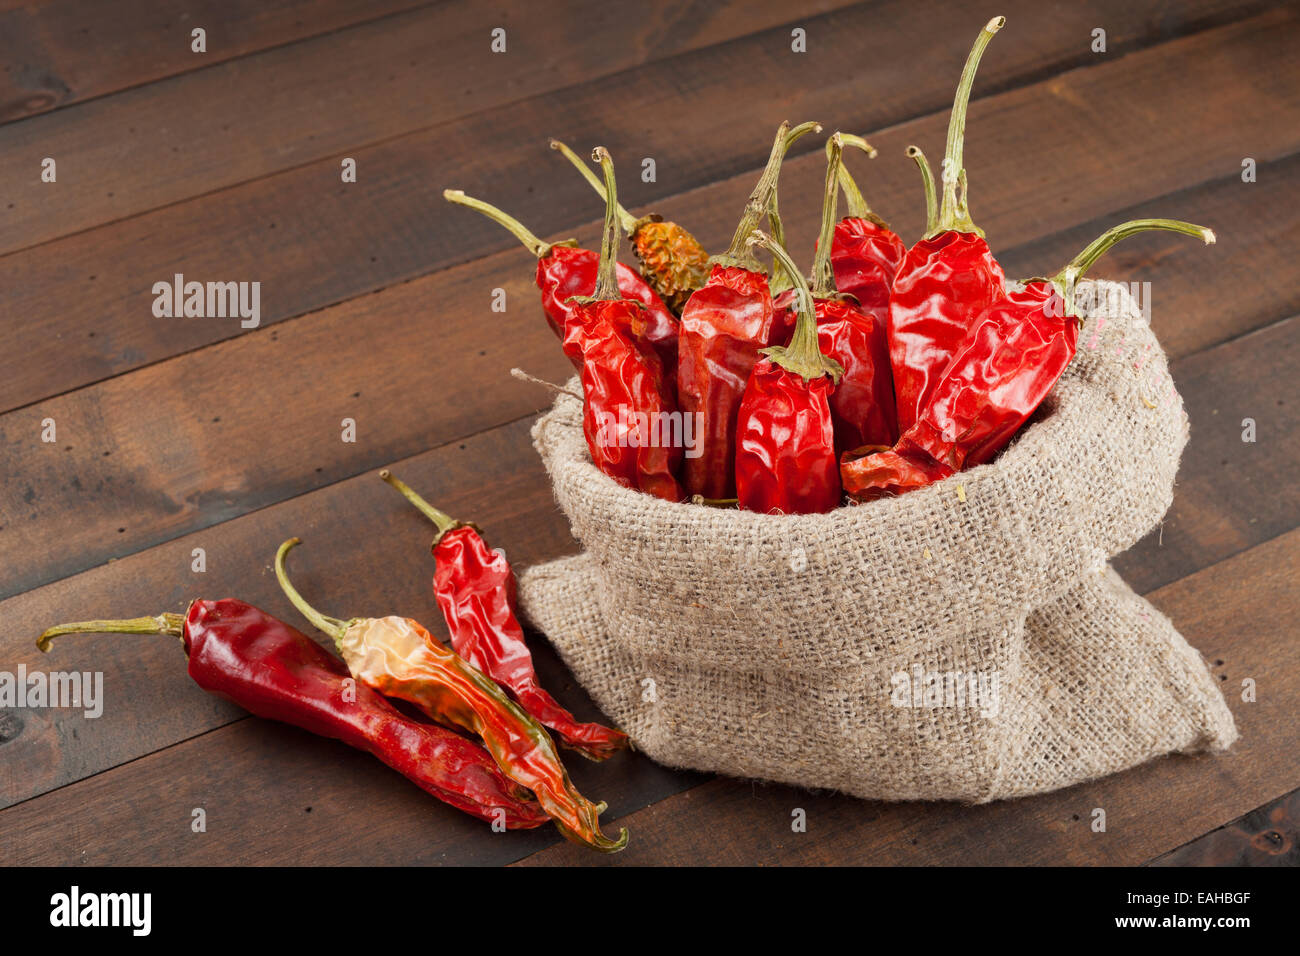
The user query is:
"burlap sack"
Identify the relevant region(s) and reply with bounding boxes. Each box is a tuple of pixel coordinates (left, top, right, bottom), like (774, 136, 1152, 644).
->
(517, 280, 1237, 802)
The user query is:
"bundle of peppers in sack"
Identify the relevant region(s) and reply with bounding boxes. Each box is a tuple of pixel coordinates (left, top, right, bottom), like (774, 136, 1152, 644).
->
(446, 14, 1215, 513)
(37, 471, 630, 853)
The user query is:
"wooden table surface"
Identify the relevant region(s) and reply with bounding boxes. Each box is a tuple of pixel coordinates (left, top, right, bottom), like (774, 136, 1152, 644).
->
(1, 0, 1296, 867)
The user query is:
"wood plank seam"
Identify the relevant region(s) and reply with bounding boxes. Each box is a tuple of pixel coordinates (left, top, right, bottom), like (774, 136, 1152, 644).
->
(0, 1, 1265, 260)
(0, 1, 444, 128)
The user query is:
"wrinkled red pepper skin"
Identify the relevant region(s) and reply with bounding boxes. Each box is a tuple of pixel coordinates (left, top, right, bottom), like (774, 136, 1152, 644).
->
(735, 359, 841, 514)
(843, 281, 1077, 499)
(678, 264, 776, 499)
(434, 527, 630, 761)
(830, 218, 907, 320)
(539, 245, 678, 378)
(183, 599, 548, 829)
(771, 294, 898, 452)
(887, 231, 1005, 433)
(815, 297, 899, 451)
(567, 299, 685, 502)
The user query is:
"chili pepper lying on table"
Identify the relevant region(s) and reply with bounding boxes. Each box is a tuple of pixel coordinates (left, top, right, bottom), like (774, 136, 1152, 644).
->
(36, 600, 548, 829)
(842, 218, 1216, 499)
(889, 16, 1007, 433)
(773, 134, 898, 453)
(551, 137, 709, 315)
(735, 231, 844, 514)
(678, 119, 821, 499)
(443, 189, 678, 377)
(274, 539, 627, 851)
(380, 469, 629, 761)
(826, 134, 907, 324)
(565, 147, 685, 502)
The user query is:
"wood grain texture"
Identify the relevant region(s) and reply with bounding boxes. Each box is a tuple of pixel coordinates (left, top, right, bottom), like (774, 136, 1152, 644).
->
(513, 529, 1299, 866)
(1149, 789, 1300, 866)
(0, 0, 857, 255)
(4, 13, 1298, 600)
(1, 0, 1293, 868)
(0, 0, 434, 123)
(0, 0, 1276, 411)
(0, 315, 1291, 842)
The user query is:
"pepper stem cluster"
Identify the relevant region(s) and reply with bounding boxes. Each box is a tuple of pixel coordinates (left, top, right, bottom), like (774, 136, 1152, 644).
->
(831, 133, 886, 227)
(567, 147, 624, 305)
(715, 120, 821, 271)
(37, 613, 187, 652)
(443, 190, 577, 259)
(549, 138, 641, 237)
(749, 231, 843, 384)
(934, 16, 1004, 238)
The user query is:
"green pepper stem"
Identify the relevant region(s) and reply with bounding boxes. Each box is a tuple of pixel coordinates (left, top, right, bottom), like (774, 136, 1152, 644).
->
(443, 189, 576, 259)
(936, 16, 1004, 237)
(1049, 218, 1216, 306)
(550, 139, 639, 236)
(907, 145, 938, 237)
(36, 613, 186, 653)
(748, 231, 843, 384)
(379, 469, 464, 545)
(274, 538, 350, 645)
(588, 148, 623, 301)
(716, 121, 821, 269)
(831, 134, 882, 224)
(811, 134, 844, 298)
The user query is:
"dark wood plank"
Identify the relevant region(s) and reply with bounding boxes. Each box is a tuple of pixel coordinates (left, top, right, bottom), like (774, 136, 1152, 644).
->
(0, 314, 1293, 831)
(0, 0, 858, 255)
(0, 0, 434, 123)
(513, 528, 1299, 866)
(1148, 788, 1300, 865)
(0, 0, 1275, 411)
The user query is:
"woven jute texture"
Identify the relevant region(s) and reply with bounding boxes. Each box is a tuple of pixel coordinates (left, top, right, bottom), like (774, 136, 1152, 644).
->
(518, 281, 1237, 802)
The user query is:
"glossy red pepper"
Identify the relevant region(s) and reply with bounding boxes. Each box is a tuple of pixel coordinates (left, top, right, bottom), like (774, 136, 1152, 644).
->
(36, 600, 548, 829)
(551, 138, 709, 315)
(843, 218, 1216, 499)
(678, 120, 820, 499)
(735, 232, 844, 514)
(888, 16, 1007, 433)
(442, 189, 678, 378)
(275, 540, 627, 852)
(827, 134, 906, 322)
(802, 134, 899, 452)
(565, 148, 684, 502)
(380, 470, 630, 761)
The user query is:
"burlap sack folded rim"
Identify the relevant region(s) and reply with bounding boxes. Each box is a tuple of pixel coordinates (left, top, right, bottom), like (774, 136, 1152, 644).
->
(526, 281, 1190, 672)
(517, 280, 1238, 801)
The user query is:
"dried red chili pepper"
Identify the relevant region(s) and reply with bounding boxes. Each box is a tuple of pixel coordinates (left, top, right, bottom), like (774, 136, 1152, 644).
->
(551, 138, 709, 314)
(678, 119, 820, 499)
(735, 231, 844, 514)
(565, 148, 684, 502)
(442, 189, 677, 375)
(380, 470, 630, 761)
(888, 16, 1007, 433)
(274, 539, 627, 852)
(826, 134, 907, 320)
(843, 218, 1216, 499)
(808, 134, 899, 451)
(36, 600, 548, 829)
